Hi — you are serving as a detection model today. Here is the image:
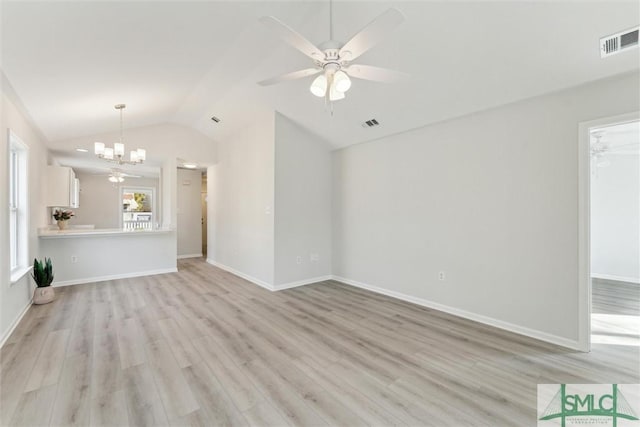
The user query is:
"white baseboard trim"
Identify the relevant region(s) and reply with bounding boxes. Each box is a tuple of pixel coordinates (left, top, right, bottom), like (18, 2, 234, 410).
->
(273, 275, 333, 291)
(52, 268, 179, 287)
(592, 273, 640, 284)
(207, 259, 274, 291)
(177, 254, 203, 259)
(205, 259, 330, 292)
(331, 275, 582, 351)
(0, 302, 32, 349)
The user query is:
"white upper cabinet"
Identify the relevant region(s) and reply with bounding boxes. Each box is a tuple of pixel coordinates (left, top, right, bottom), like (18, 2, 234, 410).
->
(46, 166, 79, 208)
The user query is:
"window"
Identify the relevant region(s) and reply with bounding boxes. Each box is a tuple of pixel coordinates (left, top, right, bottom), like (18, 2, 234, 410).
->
(9, 131, 29, 283)
(9, 149, 18, 270)
(121, 186, 155, 230)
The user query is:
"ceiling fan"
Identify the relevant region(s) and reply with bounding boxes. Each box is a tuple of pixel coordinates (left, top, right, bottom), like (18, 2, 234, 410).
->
(258, 2, 407, 104)
(590, 131, 639, 168)
(93, 168, 141, 183)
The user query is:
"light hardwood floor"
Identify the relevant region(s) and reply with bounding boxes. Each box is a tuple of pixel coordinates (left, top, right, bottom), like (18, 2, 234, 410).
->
(592, 278, 640, 346)
(1, 259, 638, 426)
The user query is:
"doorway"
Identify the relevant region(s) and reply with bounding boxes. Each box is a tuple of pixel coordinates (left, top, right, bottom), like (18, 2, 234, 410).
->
(579, 112, 640, 351)
(201, 171, 207, 258)
(176, 168, 204, 259)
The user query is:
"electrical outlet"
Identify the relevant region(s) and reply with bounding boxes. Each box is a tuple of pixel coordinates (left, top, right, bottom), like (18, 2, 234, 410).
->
(296, 256, 302, 265)
(438, 271, 445, 281)
(71, 255, 78, 263)
(310, 253, 319, 262)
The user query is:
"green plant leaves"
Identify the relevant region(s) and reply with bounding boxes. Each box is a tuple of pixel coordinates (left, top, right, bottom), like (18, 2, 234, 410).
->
(31, 257, 54, 287)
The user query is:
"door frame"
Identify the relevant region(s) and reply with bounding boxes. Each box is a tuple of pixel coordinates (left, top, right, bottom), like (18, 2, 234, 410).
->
(577, 111, 640, 352)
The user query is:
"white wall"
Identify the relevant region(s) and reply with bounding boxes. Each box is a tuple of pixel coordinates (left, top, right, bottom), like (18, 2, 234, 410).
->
(332, 72, 640, 346)
(161, 158, 178, 266)
(208, 112, 275, 287)
(73, 173, 159, 229)
(274, 113, 332, 287)
(591, 154, 640, 283)
(1, 75, 50, 344)
(177, 168, 203, 257)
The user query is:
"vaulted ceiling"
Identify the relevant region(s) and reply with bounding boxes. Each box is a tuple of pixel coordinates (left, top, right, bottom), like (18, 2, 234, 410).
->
(2, 1, 639, 152)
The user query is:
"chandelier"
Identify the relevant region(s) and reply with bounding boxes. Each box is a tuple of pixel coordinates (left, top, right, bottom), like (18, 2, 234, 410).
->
(94, 104, 146, 165)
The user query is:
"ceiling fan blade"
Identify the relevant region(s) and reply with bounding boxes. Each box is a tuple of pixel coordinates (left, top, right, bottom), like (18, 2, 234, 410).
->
(258, 68, 321, 86)
(345, 64, 408, 83)
(607, 142, 640, 149)
(260, 16, 325, 61)
(339, 8, 405, 61)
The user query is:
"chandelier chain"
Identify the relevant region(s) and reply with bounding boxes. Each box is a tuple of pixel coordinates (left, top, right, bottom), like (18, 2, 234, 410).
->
(120, 106, 123, 144)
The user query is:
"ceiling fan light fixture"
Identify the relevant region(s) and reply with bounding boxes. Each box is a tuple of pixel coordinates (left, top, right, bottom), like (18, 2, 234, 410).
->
(108, 170, 126, 183)
(333, 70, 351, 93)
(329, 84, 345, 101)
(310, 74, 327, 97)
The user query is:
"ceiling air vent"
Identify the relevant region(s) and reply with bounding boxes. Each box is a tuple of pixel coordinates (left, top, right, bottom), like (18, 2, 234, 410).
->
(600, 27, 639, 58)
(361, 118, 380, 128)
(210, 116, 221, 123)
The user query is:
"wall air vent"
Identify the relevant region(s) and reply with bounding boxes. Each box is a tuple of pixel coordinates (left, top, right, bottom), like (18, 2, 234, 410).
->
(361, 118, 380, 128)
(600, 27, 639, 58)
(210, 116, 221, 123)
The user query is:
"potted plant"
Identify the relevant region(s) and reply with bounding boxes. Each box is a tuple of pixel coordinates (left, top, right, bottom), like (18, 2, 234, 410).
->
(31, 258, 55, 304)
(53, 209, 74, 230)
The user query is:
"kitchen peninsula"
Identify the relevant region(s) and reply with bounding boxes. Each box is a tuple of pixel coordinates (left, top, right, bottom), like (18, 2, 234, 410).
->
(39, 227, 176, 286)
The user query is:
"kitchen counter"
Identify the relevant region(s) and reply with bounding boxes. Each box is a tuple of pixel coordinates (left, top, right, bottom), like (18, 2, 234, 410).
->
(38, 227, 173, 239)
(39, 227, 177, 285)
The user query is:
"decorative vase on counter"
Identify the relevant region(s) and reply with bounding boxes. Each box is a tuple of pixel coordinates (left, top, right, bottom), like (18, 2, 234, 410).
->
(33, 286, 55, 305)
(53, 209, 74, 230)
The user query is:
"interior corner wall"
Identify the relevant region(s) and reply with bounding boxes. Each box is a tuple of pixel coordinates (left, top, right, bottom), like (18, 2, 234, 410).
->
(1, 84, 50, 344)
(274, 113, 332, 287)
(177, 168, 203, 257)
(332, 71, 640, 345)
(208, 113, 275, 287)
(160, 158, 178, 266)
(591, 154, 640, 283)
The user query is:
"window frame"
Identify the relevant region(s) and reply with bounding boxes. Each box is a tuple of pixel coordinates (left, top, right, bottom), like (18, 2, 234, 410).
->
(120, 186, 156, 230)
(8, 130, 30, 284)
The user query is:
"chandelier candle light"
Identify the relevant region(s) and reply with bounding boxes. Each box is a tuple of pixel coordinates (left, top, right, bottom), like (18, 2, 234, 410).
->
(94, 104, 146, 166)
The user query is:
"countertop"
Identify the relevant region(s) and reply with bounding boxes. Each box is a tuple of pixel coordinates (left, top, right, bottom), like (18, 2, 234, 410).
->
(38, 228, 173, 238)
